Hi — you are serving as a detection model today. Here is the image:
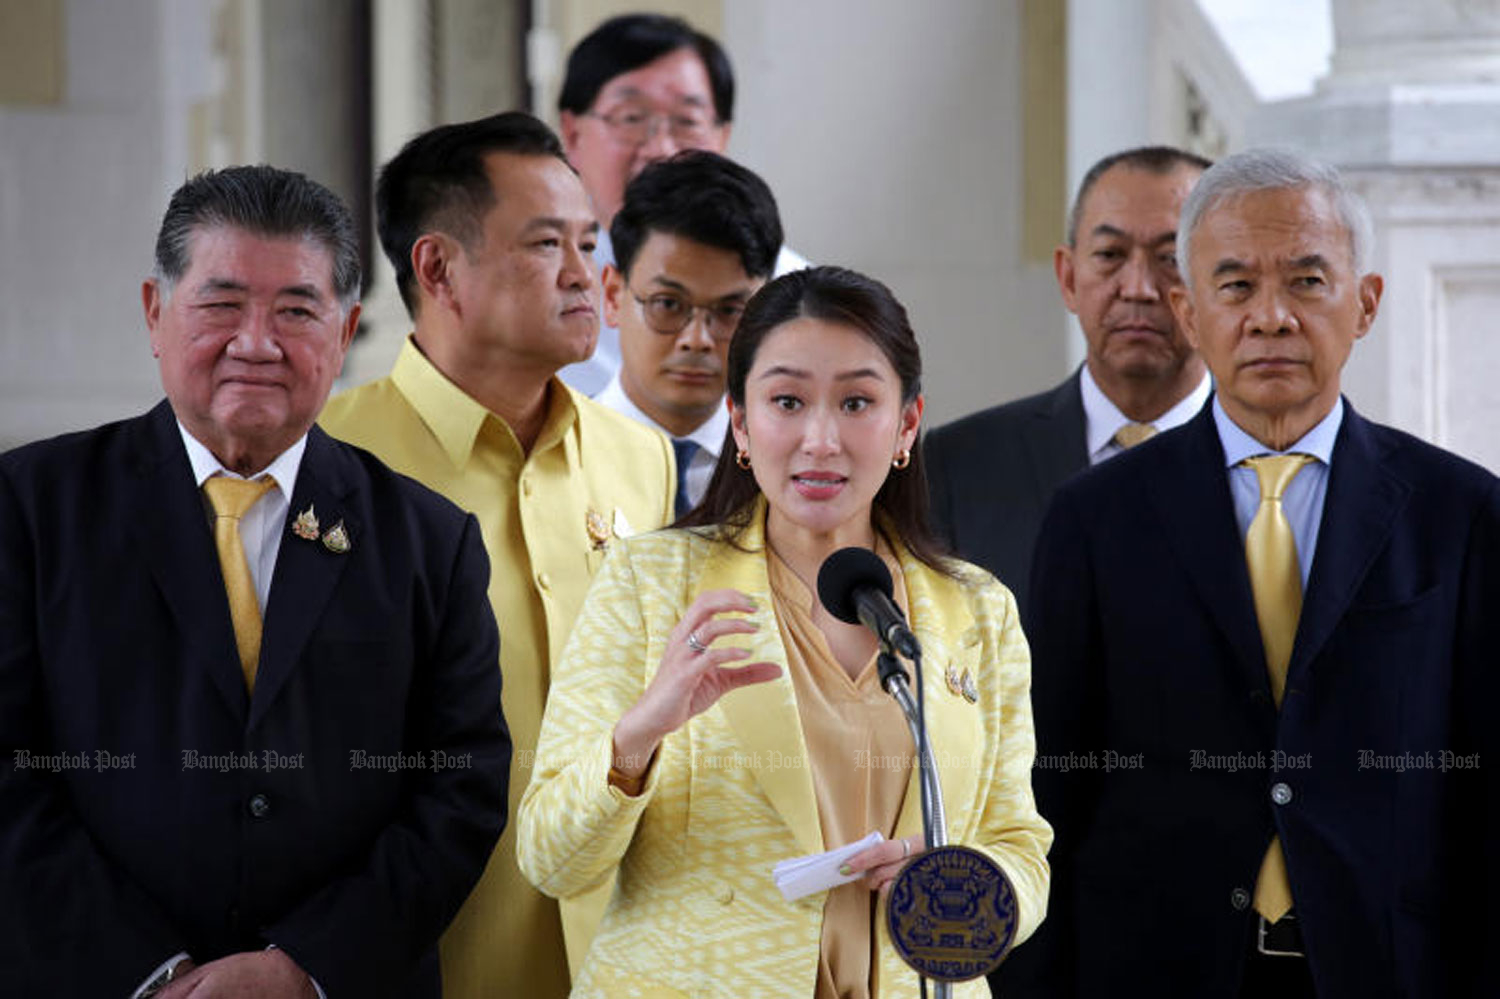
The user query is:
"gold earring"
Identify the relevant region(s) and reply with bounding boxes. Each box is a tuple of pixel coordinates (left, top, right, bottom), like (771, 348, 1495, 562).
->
(736, 449, 752, 470)
(892, 449, 911, 470)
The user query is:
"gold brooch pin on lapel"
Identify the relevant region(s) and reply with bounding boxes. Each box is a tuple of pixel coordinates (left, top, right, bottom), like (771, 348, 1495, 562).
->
(587, 507, 638, 552)
(322, 519, 351, 554)
(586, 508, 612, 550)
(945, 664, 979, 703)
(291, 505, 320, 541)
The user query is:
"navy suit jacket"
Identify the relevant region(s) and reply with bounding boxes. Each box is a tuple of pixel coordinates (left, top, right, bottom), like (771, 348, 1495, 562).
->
(0, 402, 511, 998)
(1025, 399, 1496, 998)
(925, 372, 1087, 618)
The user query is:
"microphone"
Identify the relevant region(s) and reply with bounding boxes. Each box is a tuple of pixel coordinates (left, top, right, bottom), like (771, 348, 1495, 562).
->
(816, 547, 920, 660)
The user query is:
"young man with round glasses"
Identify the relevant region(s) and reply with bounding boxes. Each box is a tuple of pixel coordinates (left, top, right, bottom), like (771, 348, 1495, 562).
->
(598, 151, 783, 516)
(558, 12, 806, 394)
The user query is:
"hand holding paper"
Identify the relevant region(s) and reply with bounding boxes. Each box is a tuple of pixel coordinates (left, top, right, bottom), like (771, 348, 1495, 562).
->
(772, 831, 885, 902)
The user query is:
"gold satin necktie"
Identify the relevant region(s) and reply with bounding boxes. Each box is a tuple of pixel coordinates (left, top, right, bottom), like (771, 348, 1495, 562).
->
(1242, 453, 1313, 923)
(204, 475, 276, 692)
(1114, 422, 1158, 449)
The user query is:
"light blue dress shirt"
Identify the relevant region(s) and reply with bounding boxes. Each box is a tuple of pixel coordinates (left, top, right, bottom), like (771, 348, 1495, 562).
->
(1212, 396, 1344, 588)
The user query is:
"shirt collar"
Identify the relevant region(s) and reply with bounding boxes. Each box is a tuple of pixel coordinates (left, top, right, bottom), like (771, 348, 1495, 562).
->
(598, 371, 728, 457)
(177, 420, 306, 496)
(1212, 395, 1344, 469)
(1079, 363, 1212, 457)
(685, 401, 730, 457)
(390, 335, 578, 466)
(595, 227, 615, 269)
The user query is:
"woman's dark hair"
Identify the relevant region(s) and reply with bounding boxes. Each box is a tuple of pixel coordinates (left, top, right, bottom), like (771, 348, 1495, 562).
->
(677, 265, 952, 574)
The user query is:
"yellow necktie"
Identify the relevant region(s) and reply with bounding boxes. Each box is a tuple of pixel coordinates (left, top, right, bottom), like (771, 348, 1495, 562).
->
(1114, 422, 1158, 449)
(1242, 453, 1313, 923)
(204, 475, 276, 692)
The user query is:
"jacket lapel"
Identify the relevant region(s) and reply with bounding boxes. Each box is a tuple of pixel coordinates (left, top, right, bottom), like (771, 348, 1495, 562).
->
(1147, 406, 1270, 695)
(126, 402, 250, 720)
(1288, 403, 1408, 682)
(249, 426, 357, 730)
(1021, 371, 1089, 498)
(891, 555, 981, 845)
(699, 509, 824, 857)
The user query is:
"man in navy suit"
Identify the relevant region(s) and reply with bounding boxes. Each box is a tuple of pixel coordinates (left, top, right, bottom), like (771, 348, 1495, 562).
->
(1026, 148, 1495, 997)
(0, 166, 510, 998)
(925, 146, 1211, 617)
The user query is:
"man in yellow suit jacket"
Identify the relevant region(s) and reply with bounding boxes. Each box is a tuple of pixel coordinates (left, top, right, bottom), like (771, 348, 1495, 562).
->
(320, 112, 674, 999)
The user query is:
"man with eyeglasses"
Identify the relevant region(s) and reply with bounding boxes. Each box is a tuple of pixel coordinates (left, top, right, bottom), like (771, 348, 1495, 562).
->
(318, 112, 674, 999)
(557, 12, 807, 395)
(597, 151, 783, 516)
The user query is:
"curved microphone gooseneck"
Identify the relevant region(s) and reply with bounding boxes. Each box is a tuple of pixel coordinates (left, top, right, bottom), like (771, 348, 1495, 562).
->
(817, 548, 947, 999)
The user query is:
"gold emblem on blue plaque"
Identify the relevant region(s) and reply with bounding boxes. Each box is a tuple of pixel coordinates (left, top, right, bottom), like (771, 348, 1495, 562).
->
(887, 844, 1017, 982)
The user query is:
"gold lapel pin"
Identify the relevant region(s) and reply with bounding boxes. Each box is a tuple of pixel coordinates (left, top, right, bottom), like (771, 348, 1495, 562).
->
(960, 669, 978, 704)
(291, 504, 320, 541)
(322, 519, 351, 554)
(585, 509, 612, 550)
(945, 665, 964, 698)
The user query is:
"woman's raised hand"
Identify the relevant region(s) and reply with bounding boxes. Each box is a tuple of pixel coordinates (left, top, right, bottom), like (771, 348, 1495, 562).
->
(611, 589, 782, 778)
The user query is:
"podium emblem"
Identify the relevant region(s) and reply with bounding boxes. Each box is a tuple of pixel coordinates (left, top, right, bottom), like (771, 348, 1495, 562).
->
(887, 844, 1017, 981)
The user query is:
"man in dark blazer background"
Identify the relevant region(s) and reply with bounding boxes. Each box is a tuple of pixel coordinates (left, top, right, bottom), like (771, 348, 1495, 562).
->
(925, 146, 1211, 617)
(0, 166, 510, 998)
(1027, 148, 1495, 997)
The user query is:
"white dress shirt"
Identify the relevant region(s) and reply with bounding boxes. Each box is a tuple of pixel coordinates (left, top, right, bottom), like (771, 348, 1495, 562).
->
(595, 371, 728, 508)
(178, 423, 307, 612)
(1079, 363, 1213, 466)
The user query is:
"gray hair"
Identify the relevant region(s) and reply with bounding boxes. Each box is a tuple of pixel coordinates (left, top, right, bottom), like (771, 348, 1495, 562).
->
(1175, 148, 1374, 288)
(153, 165, 362, 311)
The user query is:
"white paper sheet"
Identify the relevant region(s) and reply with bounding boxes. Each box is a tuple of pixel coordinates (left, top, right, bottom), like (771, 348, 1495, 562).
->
(771, 831, 885, 902)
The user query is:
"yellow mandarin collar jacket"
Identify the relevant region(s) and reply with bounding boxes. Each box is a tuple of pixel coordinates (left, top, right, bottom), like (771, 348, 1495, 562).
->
(518, 500, 1052, 998)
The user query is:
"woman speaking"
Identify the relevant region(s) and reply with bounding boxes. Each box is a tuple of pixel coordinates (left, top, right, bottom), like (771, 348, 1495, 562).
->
(518, 266, 1050, 998)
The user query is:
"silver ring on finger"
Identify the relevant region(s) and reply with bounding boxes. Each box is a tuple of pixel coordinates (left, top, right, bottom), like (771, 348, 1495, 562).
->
(686, 630, 708, 655)
(901, 838, 911, 859)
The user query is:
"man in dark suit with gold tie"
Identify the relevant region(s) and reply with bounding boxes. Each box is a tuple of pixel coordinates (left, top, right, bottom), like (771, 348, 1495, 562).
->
(0, 166, 510, 998)
(925, 146, 1212, 617)
(1026, 148, 1495, 997)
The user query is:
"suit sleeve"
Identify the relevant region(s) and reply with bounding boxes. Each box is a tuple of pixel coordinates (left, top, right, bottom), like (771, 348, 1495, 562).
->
(517, 540, 659, 899)
(1454, 477, 1499, 998)
(264, 514, 510, 996)
(0, 465, 191, 995)
(1000, 486, 1107, 997)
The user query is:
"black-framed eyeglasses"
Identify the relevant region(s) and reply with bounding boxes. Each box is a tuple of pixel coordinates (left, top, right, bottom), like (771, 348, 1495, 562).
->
(585, 106, 720, 147)
(630, 288, 746, 342)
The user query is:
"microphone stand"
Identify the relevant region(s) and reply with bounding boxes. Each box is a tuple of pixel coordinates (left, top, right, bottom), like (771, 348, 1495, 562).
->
(876, 646, 951, 999)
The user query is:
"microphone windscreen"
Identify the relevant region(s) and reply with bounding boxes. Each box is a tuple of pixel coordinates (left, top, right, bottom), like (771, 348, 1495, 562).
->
(816, 547, 893, 626)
